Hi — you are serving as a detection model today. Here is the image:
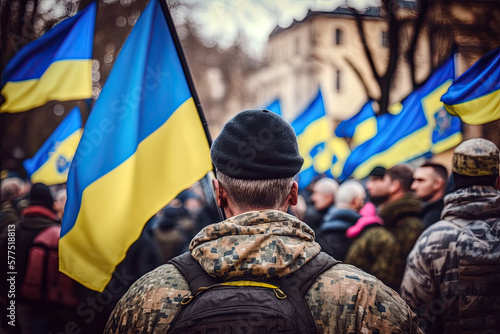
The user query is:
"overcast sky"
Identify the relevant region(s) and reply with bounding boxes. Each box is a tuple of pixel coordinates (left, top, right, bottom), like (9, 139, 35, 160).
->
(38, 0, 382, 58)
(171, 0, 381, 57)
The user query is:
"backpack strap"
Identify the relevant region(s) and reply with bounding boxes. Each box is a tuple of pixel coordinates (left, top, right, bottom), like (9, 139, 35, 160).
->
(282, 252, 341, 294)
(275, 252, 341, 331)
(168, 252, 221, 293)
(169, 251, 340, 332)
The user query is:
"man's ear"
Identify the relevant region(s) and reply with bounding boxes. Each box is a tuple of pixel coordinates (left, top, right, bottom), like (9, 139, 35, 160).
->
(288, 181, 299, 206)
(433, 177, 445, 191)
(212, 179, 227, 208)
(350, 196, 360, 209)
(389, 179, 400, 194)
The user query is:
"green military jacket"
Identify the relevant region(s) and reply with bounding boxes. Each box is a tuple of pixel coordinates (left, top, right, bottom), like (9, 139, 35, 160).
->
(379, 193, 424, 286)
(345, 194, 423, 291)
(401, 185, 500, 333)
(105, 210, 422, 333)
(344, 225, 400, 290)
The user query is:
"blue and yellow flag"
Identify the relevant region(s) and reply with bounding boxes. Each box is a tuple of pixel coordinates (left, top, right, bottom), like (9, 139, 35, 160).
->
(291, 90, 350, 188)
(338, 55, 461, 180)
(442, 47, 500, 125)
(0, 2, 95, 113)
(265, 99, 282, 116)
(335, 101, 378, 148)
(59, 0, 212, 292)
(23, 107, 83, 185)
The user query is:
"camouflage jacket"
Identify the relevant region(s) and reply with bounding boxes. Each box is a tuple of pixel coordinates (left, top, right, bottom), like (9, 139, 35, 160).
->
(105, 210, 423, 333)
(400, 186, 500, 334)
(379, 193, 423, 257)
(344, 225, 401, 291)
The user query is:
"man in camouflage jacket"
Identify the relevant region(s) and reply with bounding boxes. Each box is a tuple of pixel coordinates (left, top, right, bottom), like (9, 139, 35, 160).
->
(105, 109, 423, 333)
(401, 138, 500, 333)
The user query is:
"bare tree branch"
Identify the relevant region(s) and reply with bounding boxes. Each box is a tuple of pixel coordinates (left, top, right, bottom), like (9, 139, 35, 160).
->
(406, 0, 429, 88)
(377, 0, 399, 115)
(350, 7, 381, 85)
(344, 56, 375, 100)
(18, 0, 28, 38)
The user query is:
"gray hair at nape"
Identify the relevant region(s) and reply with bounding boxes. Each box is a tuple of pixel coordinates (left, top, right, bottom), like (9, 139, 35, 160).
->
(216, 171, 294, 211)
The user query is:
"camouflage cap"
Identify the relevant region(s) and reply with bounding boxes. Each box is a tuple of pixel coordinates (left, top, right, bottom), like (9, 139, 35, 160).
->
(452, 138, 500, 177)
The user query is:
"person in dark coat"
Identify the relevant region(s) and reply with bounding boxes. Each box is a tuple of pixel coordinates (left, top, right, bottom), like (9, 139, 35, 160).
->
(153, 206, 190, 263)
(0, 183, 80, 333)
(317, 180, 365, 261)
(0, 178, 22, 236)
(302, 177, 338, 231)
(371, 165, 423, 288)
(354, 164, 423, 290)
(411, 161, 448, 229)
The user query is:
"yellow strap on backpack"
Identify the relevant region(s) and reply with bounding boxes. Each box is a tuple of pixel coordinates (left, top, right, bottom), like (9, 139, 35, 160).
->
(221, 281, 287, 299)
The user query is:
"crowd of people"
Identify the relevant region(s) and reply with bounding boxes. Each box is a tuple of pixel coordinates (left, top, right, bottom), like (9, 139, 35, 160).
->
(1, 109, 499, 333)
(0, 176, 219, 333)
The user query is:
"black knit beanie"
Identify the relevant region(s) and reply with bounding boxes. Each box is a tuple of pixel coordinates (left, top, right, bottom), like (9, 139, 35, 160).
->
(211, 109, 304, 180)
(29, 183, 54, 210)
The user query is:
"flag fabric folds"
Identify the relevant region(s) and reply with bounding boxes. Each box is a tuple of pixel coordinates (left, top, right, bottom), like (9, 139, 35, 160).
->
(264, 99, 282, 116)
(441, 47, 500, 125)
(23, 107, 83, 185)
(0, 2, 96, 113)
(337, 55, 462, 180)
(59, 0, 212, 292)
(291, 90, 350, 188)
(335, 102, 378, 148)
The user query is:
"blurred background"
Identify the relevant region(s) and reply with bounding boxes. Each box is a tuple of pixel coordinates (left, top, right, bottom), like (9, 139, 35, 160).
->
(1, 0, 499, 177)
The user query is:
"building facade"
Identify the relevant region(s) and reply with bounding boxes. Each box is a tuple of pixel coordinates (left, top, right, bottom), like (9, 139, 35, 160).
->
(245, 5, 430, 123)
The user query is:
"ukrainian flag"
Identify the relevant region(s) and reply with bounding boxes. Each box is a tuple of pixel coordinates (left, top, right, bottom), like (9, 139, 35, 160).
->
(442, 47, 500, 125)
(0, 2, 95, 113)
(59, 0, 212, 292)
(291, 90, 350, 188)
(338, 55, 461, 180)
(335, 101, 378, 148)
(23, 107, 83, 185)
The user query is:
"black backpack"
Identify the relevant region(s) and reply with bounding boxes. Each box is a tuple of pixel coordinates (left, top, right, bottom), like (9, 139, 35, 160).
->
(168, 252, 339, 334)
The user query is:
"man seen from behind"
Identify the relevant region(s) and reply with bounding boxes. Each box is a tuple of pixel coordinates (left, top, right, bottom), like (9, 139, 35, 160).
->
(401, 138, 500, 333)
(105, 109, 422, 333)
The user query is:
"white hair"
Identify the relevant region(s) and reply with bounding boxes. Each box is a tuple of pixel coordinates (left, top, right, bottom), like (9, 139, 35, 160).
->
(335, 180, 366, 206)
(1, 178, 22, 201)
(313, 178, 339, 196)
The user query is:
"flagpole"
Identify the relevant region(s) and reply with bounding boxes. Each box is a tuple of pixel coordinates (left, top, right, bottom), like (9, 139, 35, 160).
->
(158, 0, 212, 146)
(158, 0, 226, 221)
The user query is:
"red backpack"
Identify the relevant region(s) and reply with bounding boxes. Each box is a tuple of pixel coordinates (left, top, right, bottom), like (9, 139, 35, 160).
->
(21, 225, 80, 307)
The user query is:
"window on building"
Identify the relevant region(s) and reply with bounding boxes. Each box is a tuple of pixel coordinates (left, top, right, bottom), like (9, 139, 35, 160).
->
(381, 31, 389, 48)
(336, 70, 342, 92)
(335, 28, 343, 45)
